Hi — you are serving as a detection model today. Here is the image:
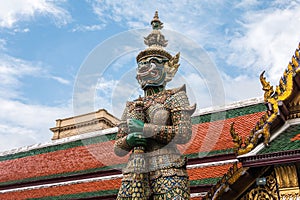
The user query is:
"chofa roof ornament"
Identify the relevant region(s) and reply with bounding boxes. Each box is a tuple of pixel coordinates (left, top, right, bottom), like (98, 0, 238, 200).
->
(230, 42, 300, 156)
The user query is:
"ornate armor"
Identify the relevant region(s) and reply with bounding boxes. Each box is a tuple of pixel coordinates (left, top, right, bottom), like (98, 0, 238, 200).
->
(114, 85, 195, 199)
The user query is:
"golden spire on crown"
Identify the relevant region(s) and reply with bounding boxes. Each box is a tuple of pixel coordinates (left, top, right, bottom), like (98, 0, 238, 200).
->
(136, 11, 171, 62)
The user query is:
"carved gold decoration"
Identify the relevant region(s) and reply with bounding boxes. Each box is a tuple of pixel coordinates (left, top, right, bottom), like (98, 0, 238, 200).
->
(230, 112, 270, 155)
(164, 52, 180, 83)
(279, 190, 300, 200)
(296, 47, 300, 59)
(260, 71, 274, 102)
(279, 77, 286, 92)
(287, 91, 300, 119)
(292, 56, 299, 68)
(275, 165, 298, 188)
(240, 172, 278, 200)
(230, 122, 242, 151)
(275, 165, 300, 199)
(203, 163, 249, 200)
(232, 43, 300, 155)
(227, 163, 244, 185)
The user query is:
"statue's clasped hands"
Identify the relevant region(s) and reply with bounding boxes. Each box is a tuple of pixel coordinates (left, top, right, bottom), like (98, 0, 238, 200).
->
(126, 119, 147, 148)
(128, 119, 144, 132)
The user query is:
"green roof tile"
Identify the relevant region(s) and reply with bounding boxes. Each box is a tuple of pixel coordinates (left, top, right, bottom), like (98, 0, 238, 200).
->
(186, 148, 234, 159)
(190, 177, 221, 185)
(28, 189, 119, 200)
(192, 103, 265, 124)
(259, 124, 300, 154)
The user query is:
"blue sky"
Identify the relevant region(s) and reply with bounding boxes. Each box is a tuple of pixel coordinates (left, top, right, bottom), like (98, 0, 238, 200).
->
(0, 0, 300, 151)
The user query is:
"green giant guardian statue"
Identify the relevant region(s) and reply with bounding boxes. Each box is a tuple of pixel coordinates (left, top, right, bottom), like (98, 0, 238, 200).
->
(114, 11, 196, 200)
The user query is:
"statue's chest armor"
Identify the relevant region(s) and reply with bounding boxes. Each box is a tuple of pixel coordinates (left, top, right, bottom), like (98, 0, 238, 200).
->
(145, 102, 170, 125)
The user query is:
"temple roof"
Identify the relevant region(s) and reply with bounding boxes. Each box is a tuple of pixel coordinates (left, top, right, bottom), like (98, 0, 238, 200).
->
(205, 42, 300, 200)
(0, 99, 265, 199)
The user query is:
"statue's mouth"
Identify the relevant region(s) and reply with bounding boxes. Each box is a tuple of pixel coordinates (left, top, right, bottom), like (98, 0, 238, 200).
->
(137, 63, 156, 77)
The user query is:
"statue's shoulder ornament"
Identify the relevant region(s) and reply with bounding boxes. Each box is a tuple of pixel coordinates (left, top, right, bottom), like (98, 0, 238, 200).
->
(128, 85, 196, 115)
(165, 84, 196, 115)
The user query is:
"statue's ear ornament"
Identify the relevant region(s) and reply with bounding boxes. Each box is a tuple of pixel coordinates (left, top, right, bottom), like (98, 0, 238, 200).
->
(165, 52, 180, 83)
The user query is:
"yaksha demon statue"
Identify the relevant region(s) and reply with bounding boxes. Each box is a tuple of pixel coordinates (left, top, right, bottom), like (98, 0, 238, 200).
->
(114, 11, 196, 200)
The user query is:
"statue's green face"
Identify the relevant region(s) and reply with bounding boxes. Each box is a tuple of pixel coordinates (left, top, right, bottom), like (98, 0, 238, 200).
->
(136, 56, 167, 89)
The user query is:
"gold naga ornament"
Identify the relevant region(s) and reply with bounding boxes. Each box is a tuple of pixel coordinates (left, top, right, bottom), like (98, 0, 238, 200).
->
(231, 43, 300, 155)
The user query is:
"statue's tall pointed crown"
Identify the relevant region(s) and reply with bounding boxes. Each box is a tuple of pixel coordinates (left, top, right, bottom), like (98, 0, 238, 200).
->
(136, 11, 172, 62)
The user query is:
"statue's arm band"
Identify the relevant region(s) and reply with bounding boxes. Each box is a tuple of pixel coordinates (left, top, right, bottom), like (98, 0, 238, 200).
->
(114, 122, 132, 156)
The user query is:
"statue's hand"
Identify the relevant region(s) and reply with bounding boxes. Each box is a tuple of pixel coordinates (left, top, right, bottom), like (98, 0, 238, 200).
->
(127, 119, 144, 133)
(126, 132, 147, 148)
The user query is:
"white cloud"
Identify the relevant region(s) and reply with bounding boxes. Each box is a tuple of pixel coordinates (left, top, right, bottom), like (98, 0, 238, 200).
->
(221, 73, 263, 103)
(91, 1, 149, 27)
(0, 54, 42, 99)
(96, 78, 119, 95)
(0, 0, 71, 28)
(171, 70, 263, 110)
(95, 76, 141, 118)
(0, 98, 71, 152)
(0, 52, 71, 89)
(0, 52, 72, 151)
(0, 39, 6, 50)
(89, 1, 300, 87)
(234, 0, 260, 8)
(50, 75, 71, 85)
(89, 0, 220, 38)
(13, 28, 30, 33)
(227, 1, 300, 85)
(71, 24, 105, 32)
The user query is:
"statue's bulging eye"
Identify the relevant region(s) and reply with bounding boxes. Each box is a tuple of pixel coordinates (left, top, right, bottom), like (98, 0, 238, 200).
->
(138, 61, 149, 65)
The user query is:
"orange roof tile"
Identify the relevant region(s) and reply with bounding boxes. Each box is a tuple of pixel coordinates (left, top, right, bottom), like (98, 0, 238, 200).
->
(180, 112, 265, 155)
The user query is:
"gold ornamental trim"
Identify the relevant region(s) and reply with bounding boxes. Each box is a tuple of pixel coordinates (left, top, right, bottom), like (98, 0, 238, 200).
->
(231, 42, 300, 155)
(240, 171, 279, 200)
(203, 163, 248, 200)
